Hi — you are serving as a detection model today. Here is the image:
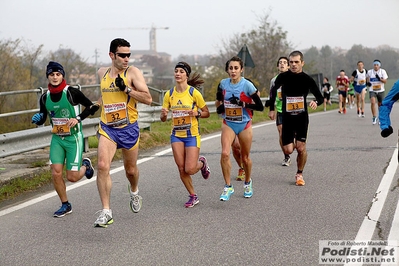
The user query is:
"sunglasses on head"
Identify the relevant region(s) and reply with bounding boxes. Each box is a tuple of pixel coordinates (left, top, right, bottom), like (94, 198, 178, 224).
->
(115, 53, 131, 58)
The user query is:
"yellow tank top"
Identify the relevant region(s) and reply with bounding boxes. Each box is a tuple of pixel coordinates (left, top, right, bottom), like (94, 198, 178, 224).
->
(100, 67, 138, 127)
(162, 85, 206, 138)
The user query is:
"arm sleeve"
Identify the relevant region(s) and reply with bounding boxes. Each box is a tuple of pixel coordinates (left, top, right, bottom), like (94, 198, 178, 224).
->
(379, 80, 399, 130)
(36, 94, 48, 125)
(328, 84, 334, 93)
(69, 87, 96, 120)
(216, 83, 223, 101)
(309, 78, 324, 106)
(245, 92, 264, 111)
(269, 79, 279, 111)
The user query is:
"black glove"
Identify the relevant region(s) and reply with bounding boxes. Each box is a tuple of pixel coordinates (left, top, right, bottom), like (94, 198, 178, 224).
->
(381, 126, 393, 138)
(216, 104, 225, 114)
(375, 74, 381, 81)
(265, 99, 271, 107)
(229, 94, 239, 105)
(366, 82, 372, 87)
(216, 90, 223, 101)
(115, 74, 126, 91)
(229, 94, 243, 106)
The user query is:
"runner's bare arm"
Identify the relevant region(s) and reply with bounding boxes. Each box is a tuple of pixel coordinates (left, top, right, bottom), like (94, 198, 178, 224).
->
(127, 66, 152, 105)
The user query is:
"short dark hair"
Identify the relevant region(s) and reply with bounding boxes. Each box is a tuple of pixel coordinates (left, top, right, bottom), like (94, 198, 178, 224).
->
(227, 56, 244, 70)
(277, 57, 289, 67)
(340, 69, 345, 73)
(289, 50, 304, 61)
(109, 38, 130, 53)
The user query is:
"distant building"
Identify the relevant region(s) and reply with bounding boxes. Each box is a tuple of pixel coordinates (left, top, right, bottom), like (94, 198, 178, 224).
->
(131, 50, 171, 62)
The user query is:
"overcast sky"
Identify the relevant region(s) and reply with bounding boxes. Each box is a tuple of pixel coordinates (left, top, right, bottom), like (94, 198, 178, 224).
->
(1, 0, 398, 65)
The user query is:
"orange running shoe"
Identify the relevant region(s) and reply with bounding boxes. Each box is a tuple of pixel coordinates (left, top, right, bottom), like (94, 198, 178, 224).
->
(295, 173, 305, 186)
(236, 168, 245, 181)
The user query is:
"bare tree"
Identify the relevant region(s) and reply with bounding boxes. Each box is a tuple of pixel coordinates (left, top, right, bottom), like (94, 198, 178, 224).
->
(211, 12, 291, 97)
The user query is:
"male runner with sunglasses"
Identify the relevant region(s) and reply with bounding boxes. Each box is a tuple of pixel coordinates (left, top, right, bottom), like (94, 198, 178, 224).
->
(94, 38, 152, 227)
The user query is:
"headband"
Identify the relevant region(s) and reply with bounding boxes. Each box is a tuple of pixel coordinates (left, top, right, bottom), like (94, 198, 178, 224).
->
(373, 60, 381, 66)
(175, 62, 191, 76)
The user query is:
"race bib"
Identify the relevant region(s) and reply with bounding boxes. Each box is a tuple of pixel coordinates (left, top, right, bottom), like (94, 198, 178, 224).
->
(225, 102, 243, 122)
(372, 84, 381, 91)
(51, 118, 71, 136)
(104, 102, 128, 127)
(286, 96, 305, 113)
(172, 110, 192, 131)
(358, 80, 365, 85)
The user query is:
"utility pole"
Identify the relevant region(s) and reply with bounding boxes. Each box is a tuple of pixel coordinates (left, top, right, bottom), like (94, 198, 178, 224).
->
(94, 49, 99, 84)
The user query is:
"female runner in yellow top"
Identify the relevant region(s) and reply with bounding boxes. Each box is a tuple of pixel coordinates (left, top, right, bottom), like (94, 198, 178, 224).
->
(160, 62, 210, 208)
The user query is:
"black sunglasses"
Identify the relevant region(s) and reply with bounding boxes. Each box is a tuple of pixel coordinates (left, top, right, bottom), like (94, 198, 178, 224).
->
(115, 53, 131, 59)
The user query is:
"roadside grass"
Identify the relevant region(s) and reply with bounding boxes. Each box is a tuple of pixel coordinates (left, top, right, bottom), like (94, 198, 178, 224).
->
(0, 103, 338, 202)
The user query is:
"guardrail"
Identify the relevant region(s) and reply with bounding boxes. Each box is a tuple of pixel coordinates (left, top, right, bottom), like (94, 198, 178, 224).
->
(0, 94, 336, 158)
(0, 101, 218, 158)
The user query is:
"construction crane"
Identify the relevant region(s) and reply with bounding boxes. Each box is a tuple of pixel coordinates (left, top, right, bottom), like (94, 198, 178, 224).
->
(103, 25, 169, 52)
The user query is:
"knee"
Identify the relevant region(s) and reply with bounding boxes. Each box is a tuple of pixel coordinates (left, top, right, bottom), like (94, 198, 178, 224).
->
(97, 160, 110, 174)
(185, 166, 197, 176)
(221, 152, 230, 162)
(125, 165, 138, 178)
(296, 145, 306, 154)
(66, 172, 80, 182)
(241, 156, 250, 166)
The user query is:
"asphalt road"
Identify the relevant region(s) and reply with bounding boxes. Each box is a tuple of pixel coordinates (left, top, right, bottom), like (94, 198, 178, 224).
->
(1, 104, 399, 266)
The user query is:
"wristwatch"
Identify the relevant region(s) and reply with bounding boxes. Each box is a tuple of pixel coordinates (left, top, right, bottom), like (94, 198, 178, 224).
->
(196, 110, 201, 119)
(126, 87, 132, 94)
(75, 116, 81, 122)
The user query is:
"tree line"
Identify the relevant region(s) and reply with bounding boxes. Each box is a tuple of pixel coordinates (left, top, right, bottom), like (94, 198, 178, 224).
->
(1, 12, 398, 133)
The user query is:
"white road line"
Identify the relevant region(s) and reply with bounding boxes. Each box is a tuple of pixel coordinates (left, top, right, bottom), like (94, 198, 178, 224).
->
(343, 145, 398, 266)
(388, 190, 399, 242)
(0, 122, 275, 217)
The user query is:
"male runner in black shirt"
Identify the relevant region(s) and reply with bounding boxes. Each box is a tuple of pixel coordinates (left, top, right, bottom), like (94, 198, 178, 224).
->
(268, 51, 324, 186)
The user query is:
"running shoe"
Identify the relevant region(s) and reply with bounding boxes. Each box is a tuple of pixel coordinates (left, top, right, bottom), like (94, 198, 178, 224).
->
(282, 157, 291, 166)
(243, 180, 253, 198)
(220, 185, 234, 201)
(236, 168, 245, 181)
(361, 112, 365, 118)
(372, 117, 378, 125)
(185, 194, 199, 208)
(82, 158, 94, 179)
(128, 184, 142, 213)
(53, 202, 72, 218)
(94, 209, 113, 228)
(343, 108, 346, 114)
(338, 110, 342, 114)
(295, 173, 305, 186)
(199, 156, 210, 179)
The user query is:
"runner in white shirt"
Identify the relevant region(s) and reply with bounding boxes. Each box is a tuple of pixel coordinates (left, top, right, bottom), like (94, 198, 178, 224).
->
(366, 59, 388, 125)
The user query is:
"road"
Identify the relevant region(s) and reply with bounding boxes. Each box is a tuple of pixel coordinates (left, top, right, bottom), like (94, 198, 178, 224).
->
(1, 104, 399, 266)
